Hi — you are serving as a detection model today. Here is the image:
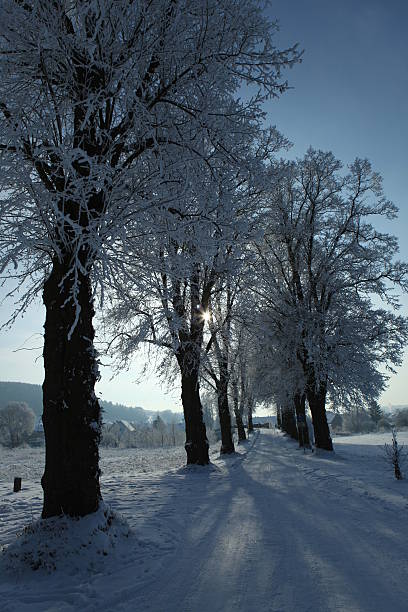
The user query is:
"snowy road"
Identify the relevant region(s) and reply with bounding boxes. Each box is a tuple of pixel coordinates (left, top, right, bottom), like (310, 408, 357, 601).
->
(130, 430, 408, 612)
(1, 430, 408, 611)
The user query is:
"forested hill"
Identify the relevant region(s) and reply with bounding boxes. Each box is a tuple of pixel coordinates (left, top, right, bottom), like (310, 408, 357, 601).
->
(0, 381, 182, 424)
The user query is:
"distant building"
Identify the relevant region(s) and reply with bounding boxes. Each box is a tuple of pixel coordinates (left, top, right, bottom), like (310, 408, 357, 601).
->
(34, 416, 44, 433)
(252, 416, 277, 428)
(108, 420, 136, 435)
(329, 414, 343, 432)
(325, 411, 336, 425)
(29, 416, 45, 446)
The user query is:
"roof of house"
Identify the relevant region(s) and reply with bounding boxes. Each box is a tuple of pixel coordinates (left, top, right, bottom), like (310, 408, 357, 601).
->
(325, 411, 338, 424)
(115, 420, 135, 432)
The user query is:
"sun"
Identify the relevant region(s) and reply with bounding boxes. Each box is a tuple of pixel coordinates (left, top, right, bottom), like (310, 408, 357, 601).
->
(201, 310, 211, 322)
(196, 304, 211, 322)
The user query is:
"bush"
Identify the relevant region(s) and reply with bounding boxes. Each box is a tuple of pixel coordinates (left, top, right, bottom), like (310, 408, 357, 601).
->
(0, 401, 36, 447)
(384, 428, 406, 480)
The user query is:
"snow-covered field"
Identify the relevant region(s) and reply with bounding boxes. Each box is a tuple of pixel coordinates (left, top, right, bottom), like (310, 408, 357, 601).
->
(1, 430, 408, 611)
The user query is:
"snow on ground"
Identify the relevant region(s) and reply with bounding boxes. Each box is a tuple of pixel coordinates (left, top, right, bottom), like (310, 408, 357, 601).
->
(1, 430, 408, 611)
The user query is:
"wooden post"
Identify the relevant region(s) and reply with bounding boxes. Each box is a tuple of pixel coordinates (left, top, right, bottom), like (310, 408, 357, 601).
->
(13, 477, 22, 492)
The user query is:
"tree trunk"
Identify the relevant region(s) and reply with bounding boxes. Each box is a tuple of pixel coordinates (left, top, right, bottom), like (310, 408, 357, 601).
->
(306, 377, 333, 451)
(232, 378, 246, 442)
(294, 393, 310, 447)
(247, 401, 254, 432)
(234, 408, 247, 442)
(276, 406, 282, 429)
(41, 258, 102, 518)
(216, 378, 235, 454)
(180, 370, 209, 465)
(281, 405, 298, 440)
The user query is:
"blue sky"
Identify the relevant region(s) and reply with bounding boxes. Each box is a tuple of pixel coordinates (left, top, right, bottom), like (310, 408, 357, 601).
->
(263, 0, 408, 408)
(0, 1, 407, 411)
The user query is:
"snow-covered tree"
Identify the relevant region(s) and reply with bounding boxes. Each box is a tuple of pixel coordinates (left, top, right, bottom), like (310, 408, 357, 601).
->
(229, 307, 263, 434)
(0, 0, 300, 512)
(105, 126, 289, 462)
(384, 428, 405, 480)
(0, 402, 35, 448)
(104, 158, 242, 461)
(222, 292, 263, 442)
(196, 131, 287, 452)
(202, 292, 235, 453)
(253, 149, 408, 450)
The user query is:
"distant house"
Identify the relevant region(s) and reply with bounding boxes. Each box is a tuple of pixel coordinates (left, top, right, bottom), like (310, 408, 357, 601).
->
(329, 414, 343, 432)
(324, 411, 344, 433)
(28, 416, 45, 446)
(108, 420, 136, 436)
(253, 416, 277, 429)
(34, 417, 44, 433)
